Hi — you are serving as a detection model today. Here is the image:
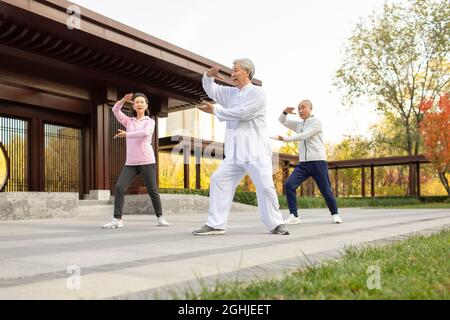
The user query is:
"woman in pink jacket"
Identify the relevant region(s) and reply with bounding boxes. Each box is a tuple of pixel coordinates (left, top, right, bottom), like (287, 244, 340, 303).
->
(103, 93, 169, 229)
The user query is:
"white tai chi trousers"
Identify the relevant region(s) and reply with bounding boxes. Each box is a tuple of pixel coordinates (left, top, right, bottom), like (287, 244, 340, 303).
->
(207, 160, 285, 232)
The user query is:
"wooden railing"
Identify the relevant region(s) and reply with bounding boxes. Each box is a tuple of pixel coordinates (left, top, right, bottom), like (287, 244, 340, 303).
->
(159, 135, 430, 197)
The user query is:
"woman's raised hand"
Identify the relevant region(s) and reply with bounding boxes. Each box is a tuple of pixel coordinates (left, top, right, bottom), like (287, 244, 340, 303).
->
(121, 93, 134, 103)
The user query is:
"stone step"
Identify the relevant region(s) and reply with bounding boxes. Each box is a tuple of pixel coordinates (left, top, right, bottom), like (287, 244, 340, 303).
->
(112, 193, 256, 215)
(78, 200, 113, 206)
(75, 204, 113, 217)
(83, 190, 111, 201)
(75, 195, 256, 216)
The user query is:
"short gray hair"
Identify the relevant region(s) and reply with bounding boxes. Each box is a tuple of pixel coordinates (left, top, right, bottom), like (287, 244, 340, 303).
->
(299, 100, 313, 109)
(233, 58, 255, 80)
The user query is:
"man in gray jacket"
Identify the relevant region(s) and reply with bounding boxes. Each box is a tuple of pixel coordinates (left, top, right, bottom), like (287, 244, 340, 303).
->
(273, 100, 342, 224)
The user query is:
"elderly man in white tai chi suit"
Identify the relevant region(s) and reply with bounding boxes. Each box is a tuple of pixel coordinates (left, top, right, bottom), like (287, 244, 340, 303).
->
(193, 58, 289, 236)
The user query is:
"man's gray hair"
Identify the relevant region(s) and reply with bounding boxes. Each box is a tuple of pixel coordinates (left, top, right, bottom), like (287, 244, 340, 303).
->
(233, 58, 255, 80)
(299, 100, 313, 109)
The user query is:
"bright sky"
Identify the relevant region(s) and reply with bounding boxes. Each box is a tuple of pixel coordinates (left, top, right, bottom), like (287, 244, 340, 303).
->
(73, 0, 386, 145)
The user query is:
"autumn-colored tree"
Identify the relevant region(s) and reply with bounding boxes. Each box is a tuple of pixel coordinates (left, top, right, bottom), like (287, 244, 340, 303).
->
(278, 130, 300, 156)
(419, 95, 450, 196)
(44, 126, 81, 192)
(335, 0, 450, 156)
(4, 135, 27, 191)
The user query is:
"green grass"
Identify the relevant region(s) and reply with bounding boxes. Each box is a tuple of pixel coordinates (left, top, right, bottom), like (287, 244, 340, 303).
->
(371, 203, 450, 209)
(183, 229, 450, 300)
(278, 196, 450, 209)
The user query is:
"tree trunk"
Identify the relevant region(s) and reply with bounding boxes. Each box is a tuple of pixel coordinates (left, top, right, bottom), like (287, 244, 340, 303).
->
(405, 124, 413, 155)
(437, 170, 450, 196)
(414, 118, 421, 155)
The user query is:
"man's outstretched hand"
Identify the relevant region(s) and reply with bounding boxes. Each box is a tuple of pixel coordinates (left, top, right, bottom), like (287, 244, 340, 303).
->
(283, 107, 296, 114)
(206, 66, 225, 81)
(271, 135, 285, 141)
(197, 101, 215, 114)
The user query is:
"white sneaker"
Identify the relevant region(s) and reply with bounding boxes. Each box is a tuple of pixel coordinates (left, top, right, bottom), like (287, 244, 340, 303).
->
(102, 218, 123, 229)
(332, 215, 342, 224)
(284, 214, 302, 225)
(157, 216, 170, 227)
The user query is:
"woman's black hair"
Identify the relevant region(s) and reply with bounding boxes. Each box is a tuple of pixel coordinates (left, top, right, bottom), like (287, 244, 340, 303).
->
(131, 92, 150, 117)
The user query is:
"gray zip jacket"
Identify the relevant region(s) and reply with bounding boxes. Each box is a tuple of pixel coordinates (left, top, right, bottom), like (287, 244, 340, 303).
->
(278, 112, 327, 162)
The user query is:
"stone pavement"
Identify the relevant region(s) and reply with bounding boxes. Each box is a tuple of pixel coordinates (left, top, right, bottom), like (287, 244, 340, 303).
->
(0, 207, 449, 299)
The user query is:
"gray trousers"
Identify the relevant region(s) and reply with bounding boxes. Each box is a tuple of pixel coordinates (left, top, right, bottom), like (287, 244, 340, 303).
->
(113, 164, 162, 219)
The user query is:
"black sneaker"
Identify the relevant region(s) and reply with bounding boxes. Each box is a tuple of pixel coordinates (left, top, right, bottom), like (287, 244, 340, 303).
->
(192, 224, 226, 236)
(271, 224, 290, 235)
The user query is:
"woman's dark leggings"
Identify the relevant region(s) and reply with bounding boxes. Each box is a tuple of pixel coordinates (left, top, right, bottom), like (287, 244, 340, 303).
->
(113, 164, 162, 219)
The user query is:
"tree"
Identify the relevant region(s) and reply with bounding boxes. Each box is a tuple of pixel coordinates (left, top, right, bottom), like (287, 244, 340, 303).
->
(369, 112, 411, 156)
(327, 135, 374, 161)
(44, 126, 81, 192)
(419, 94, 450, 195)
(328, 135, 374, 197)
(278, 130, 300, 156)
(4, 135, 27, 191)
(335, 0, 450, 155)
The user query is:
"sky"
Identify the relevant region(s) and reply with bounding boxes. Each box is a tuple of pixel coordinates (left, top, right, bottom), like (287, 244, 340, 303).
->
(72, 0, 387, 145)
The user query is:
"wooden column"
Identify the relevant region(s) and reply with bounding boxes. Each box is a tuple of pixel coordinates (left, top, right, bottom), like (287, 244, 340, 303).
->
(306, 178, 313, 196)
(153, 116, 159, 185)
(102, 104, 110, 191)
(194, 138, 202, 190)
(82, 124, 91, 196)
(416, 162, 421, 197)
(408, 163, 415, 196)
(361, 165, 366, 197)
(183, 139, 190, 189)
(281, 160, 290, 195)
(370, 165, 375, 197)
(29, 118, 44, 191)
(334, 168, 339, 198)
(90, 85, 116, 191)
(150, 95, 168, 187)
(92, 103, 108, 190)
(195, 153, 201, 189)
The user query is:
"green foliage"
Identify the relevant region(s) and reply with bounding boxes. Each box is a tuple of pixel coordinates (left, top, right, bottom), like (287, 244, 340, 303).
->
(369, 113, 411, 156)
(334, 0, 450, 155)
(279, 130, 300, 156)
(161, 188, 448, 208)
(327, 134, 374, 160)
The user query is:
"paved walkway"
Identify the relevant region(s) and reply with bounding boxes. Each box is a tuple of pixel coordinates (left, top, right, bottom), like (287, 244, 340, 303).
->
(0, 207, 449, 299)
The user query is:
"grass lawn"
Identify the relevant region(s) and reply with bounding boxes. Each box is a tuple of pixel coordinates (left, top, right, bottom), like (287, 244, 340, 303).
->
(277, 196, 450, 210)
(184, 229, 450, 300)
(372, 203, 450, 209)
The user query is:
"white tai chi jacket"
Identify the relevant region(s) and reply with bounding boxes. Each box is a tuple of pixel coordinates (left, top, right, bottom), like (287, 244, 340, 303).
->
(202, 73, 272, 166)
